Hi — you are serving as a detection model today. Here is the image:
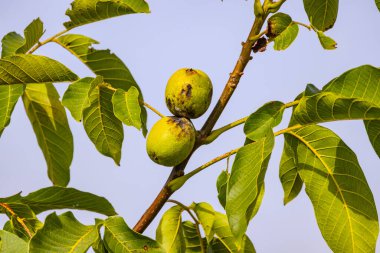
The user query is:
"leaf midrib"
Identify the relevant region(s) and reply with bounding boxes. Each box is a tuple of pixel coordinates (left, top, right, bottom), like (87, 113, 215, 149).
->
(288, 130, 355, 251)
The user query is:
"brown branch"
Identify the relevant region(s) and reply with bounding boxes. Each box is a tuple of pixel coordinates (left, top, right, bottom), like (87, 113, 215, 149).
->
(133, 14, 268, 234)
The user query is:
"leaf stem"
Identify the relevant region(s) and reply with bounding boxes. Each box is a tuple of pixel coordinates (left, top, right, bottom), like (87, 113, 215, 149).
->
(0, 203, 32, 238)
(293, 21, 312, 31)
(27, 29, 70, 54)
(202, 99, 299, 144)
(143, 102, 164, 118)
(274, 124, 302, 136)
(167, 199, 206, 253)
(202, 116, 248, 145)
(168, 148, 240, 192)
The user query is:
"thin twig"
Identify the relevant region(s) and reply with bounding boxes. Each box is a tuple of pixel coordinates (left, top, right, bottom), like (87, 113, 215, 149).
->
(293, 21, 312, 31)
(167, 199, 206, 253)
(27, 29, 70, 54)
(143, 102, 164, 118)
(168, 147, 240, 191)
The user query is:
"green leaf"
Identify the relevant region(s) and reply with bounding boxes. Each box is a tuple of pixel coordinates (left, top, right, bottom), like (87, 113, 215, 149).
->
(92, 219, 108, 253)
(267, 13, 292, 38)
(29, 212, 98, 253)
(16, 18, 44, 54)
(156, 205, 186, 253)
(23, 84, 73, 186)
(286, 125, 379, 253)
(64, 0, 150, 29)
(1, 32, 24, 57)
(0, 203, 42, 240)
(279, 135, 303, 205)
(208, 235, 256, 253)
(62, 77, 100, 121)
(112, 87, 142, 130)
(22, 186, 117, 216)
(364, 120, 380, 158)
(272, 22, 299, 51)
(322, 65, 380, 157)
(316, 30, 337, 50)
(0, 230, 28, 253)
(83, 84, 124, 165)
(182, 221, 203, 253)
(192, 202, 215, 243)
(0, 55, 78, 85)
(376, 0, 380, 11)
(244, 101, 285, 141)
(104, 216, 164, 253)
(226, 133, 274, 245)
(0, 85, 24, 136)
(55, 34, 147, 134)
(303, 0, 339, 31)
(293, 92, 380, 125)
(216, 170, 229, 208)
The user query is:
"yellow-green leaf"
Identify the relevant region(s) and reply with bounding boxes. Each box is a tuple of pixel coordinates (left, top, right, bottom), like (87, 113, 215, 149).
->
(112, 87, 142, 130)
(29, 212, 98, 253)
(62, 77, 100, 122)
(0, 55, 78, 85)
(286, 125, 378, 253)
(23, 84, 73, 186)
(83, 84, 124, 165)
(156, 205, 186, 253)
(0, 85, 24, 136)
(317, 30, 337, 50)
(0, 230, 28, 253)
(64, 0, 150, 29)
(303, 0, 339, 31)
(104, 216, 164, 253)
(226, 133, 274, 246)
(16, 18, 44, 54)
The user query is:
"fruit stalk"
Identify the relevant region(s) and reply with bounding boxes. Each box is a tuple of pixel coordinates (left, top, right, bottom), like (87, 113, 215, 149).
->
(133, 12, 268, 234)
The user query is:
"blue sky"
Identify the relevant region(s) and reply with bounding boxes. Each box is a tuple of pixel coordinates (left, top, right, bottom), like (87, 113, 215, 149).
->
(0, 1, 380, 252)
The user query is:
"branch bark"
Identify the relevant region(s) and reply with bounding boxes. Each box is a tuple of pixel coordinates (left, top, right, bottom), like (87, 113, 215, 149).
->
(133, 14, 268, 234)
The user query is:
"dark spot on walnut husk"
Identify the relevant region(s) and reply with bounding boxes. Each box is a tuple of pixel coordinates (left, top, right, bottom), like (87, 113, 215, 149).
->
(166, 98, 172, 109)
(186, 68, 197, 75)
(143, 245, 149, 251)
(151, 152, 158, 162)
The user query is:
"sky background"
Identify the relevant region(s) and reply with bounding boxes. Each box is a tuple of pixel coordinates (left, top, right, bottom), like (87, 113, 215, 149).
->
(1, 1, 380, 252)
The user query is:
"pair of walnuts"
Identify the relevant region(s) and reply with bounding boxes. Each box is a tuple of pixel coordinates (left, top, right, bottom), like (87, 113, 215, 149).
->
(146, 68, 213, 166)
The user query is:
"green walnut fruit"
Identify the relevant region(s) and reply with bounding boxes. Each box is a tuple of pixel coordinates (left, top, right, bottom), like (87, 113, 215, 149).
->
(146, 116, 196, 167)
(165, 68, 213, 119)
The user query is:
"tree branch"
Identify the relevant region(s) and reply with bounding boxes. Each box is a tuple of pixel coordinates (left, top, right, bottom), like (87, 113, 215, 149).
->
(134, 9, 270, 234)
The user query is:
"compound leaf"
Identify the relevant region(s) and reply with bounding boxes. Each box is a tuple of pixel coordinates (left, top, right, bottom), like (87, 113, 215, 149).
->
(55, 34, 147, 134)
